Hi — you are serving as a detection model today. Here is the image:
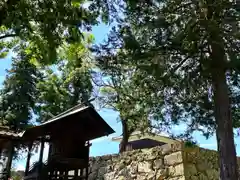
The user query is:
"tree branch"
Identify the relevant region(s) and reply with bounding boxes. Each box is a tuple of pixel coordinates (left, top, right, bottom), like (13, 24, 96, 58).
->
(0, 33, 17, 40)
(171, 56, 191, 73)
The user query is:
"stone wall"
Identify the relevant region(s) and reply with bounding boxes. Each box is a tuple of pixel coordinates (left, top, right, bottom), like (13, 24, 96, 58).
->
(88, 143, 238, 180)
(89, 143, 185, 180)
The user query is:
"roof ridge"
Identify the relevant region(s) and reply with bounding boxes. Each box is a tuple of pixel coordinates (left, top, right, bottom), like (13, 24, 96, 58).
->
(46, 98, 95, 122)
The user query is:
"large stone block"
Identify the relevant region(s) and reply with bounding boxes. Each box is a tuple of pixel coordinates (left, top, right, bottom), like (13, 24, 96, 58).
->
(98, 166, 107, 175)
(129, 162, 138, 174)
(161, 143, 181, 155)
(155, 168, 168, 179)
(104, 172, 115, 180)
(136, 174, 147, 180)
(168, 164, 184, 177)
(164, 151, 183, 166)
(144, 149, 158, 161)
(118, 168, 130, 177)
(153, 159, 164, 169)
(147, 171, 156, 179)
(114, 160, 125, 171)
(138, 161, 153, 173)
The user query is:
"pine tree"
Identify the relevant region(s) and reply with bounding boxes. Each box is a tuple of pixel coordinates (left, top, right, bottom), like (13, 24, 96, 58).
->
(0, 46, 40, 131)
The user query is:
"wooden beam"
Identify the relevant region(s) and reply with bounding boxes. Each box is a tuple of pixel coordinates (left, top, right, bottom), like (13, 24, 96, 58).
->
(6, 142, 14, 179)
(37, 138, 45, 178)
(85, 141, 90, 180)
(25, 142, 33, 176)
(48, 143, 52, 162)
(74, 169, 78, 179)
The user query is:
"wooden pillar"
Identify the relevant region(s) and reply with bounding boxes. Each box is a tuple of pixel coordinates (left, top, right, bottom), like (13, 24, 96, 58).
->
(47, 142, 53, 179)
(6, 141, 14, 179)
(48, 143, 52, 162)
(25, 141, 33, 176)
(64, 170, 68, 180)
(74, 169, 78, 178)
(80, 168, 83, 179)
(37, 138, 45, 178)
(59, 171, 63, 180)
(85, 141, 91, 180)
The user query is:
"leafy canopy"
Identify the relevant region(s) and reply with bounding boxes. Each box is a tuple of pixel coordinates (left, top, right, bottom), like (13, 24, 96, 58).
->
(0, 0, 114, 64)
(0, 45, 41, 131)
(36, 34, 94, 122)
(102, 0, 240, 138)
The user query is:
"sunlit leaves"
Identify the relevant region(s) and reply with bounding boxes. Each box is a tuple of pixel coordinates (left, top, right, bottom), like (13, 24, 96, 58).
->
(36, 34, 93, 122)
(0, 0, 114, 65)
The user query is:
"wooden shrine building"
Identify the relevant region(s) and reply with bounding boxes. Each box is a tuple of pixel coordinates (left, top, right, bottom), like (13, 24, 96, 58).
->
(21, 105, 114, 180)
(0, 126, 22, 180)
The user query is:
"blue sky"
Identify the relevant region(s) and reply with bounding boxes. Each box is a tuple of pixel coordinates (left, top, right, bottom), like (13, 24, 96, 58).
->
(1, 23, 240, 171)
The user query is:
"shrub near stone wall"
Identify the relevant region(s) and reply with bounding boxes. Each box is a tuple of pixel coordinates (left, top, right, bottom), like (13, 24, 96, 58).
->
(183, 146, 220, 180)
(183, 147, 229, 180)
(182, 145, 240, 180)
(88, 143, 186, 180)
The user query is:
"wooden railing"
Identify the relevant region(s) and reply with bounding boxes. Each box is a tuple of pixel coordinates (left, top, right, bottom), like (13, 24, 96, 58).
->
(0, 172, 7, 180)
(24, 157, 89, 180)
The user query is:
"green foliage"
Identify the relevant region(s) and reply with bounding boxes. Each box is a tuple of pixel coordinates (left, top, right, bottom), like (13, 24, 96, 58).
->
(0, 45, 41, 131)
(184, 140, 198, 148)
(11, 170, 24, 180)
(0, 26, 19, 59)
(93, 40, 156, 151)
(93, 57, 149, 133)
(0, 0, 115, 64)
(100, 0, 240, 139)
(36, 36, 93, 122)
(104, 0, 240, 178)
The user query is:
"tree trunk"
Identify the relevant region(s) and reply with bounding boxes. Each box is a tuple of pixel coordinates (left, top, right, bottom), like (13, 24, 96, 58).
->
(119, 119, 130, 153)
(205, 1, 239, 178)
(210, 37, 239, 179)
(211, 68, 238, 180)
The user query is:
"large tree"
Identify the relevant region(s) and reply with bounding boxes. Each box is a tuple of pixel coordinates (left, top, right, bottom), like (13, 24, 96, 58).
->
(92, 57, 151, 152)
(93, 29, 168, 152)
(0, 45, 41, 131)
(100, 0, 240, 179)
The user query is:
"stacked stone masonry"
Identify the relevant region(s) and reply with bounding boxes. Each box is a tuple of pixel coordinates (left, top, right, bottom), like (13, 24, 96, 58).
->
(88, 143, 240, 180)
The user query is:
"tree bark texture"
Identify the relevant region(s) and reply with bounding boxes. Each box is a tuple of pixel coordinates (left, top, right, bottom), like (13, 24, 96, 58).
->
(119, 119, 129, 153)
(211, 67, 238, 180)
(206, 0, 239, 178)
(210, 37, 239, 180)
